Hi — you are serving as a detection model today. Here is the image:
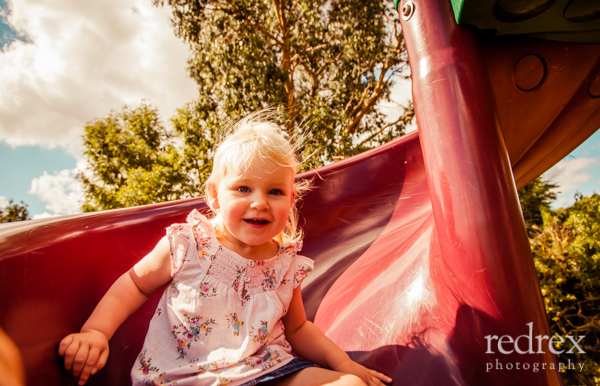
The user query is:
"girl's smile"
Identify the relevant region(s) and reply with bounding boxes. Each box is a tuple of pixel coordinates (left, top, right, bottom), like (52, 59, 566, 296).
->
(244, 218, 270, 227)
(211, 157, 295, 260)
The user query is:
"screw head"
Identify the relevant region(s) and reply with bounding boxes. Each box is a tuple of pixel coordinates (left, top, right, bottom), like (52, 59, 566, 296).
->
(402, 1, 415, 21)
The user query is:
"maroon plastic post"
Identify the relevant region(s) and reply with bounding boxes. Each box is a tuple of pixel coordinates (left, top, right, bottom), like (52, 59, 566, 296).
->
(400, 0, 562, 384)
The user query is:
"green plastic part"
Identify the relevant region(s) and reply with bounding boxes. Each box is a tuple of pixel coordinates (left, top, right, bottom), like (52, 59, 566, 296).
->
(450, 0, 465, 24)
(394, 0, 400, 11)
(447, 0, 600, 43)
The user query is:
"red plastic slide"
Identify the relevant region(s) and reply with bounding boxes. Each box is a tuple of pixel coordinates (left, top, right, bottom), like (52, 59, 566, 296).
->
(2, 0, 600, 384)
(0, 128, 557, 385)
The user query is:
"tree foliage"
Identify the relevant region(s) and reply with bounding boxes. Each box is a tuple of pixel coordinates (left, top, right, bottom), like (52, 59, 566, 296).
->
(0, 199, 30, 223)
(519, 176, 558, 233)
(519, 180, 600, 385)
(78, 103, 195, 212)
(157, 0, 412, 169)
(79, 0, 413, 210)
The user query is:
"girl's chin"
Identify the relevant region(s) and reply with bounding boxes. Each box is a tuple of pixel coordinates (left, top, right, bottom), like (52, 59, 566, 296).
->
(230, 232, 276, 248)
(225, 225, 281, 248)
(238, 237, 276, 248)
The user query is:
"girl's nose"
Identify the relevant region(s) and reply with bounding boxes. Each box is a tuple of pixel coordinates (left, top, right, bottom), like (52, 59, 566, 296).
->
(250, 194, 269, 211)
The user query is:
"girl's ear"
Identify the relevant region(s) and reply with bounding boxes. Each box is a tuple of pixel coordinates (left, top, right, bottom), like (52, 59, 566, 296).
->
(206, 182, 220, 209)
(290, 188, 296, 205)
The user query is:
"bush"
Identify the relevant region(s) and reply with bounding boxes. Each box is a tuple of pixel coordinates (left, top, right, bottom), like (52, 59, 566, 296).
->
(525, 191, 600, 385)
(0, 199, 30, 223)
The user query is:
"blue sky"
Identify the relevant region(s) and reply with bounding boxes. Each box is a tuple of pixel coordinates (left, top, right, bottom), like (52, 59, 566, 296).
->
(0, 143, 76, 215)
(546, 130, 600, 208)
(0, 0, 24, 48)
(0, 0, 598, 219)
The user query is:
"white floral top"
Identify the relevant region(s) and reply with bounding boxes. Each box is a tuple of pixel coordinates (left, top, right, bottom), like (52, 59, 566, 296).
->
(130, 210, 314, 386)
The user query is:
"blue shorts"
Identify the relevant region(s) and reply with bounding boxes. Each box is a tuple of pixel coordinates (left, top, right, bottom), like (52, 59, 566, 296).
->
(239, 358, 317, 386)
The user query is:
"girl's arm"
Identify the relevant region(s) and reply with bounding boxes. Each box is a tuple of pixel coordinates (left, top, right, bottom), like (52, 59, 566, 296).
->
(282, 286, 392, 386)
(58, 236, 172, 386)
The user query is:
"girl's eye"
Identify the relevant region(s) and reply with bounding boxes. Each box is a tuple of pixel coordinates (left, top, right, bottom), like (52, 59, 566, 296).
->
(269, 189, 283, 196)
(237, 186, 250, 193)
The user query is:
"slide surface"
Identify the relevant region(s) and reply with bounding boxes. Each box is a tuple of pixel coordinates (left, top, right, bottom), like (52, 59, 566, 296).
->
(3, 0, 600, 384)
(0, 131, 556, 385)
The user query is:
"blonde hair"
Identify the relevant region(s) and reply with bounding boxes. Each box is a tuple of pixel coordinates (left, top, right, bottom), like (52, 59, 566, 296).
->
(204, 111, 309, 245)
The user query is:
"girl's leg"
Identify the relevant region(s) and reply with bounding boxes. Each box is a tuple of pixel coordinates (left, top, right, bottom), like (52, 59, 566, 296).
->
(263, 367, 367, 386)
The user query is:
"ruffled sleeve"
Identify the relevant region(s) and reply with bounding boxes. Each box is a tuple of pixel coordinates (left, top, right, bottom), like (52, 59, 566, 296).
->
(187, 209, 220, 274)
(166, 223, 191, 277)
(271, 241, 308, 290)
(167, 209, 218, 277)
(292, 255, 314, 289)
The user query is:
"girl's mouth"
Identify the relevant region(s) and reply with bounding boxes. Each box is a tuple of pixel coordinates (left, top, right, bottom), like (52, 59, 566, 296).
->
(244, 219, 270, 225)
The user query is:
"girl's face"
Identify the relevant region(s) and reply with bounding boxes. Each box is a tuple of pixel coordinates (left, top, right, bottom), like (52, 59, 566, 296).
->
(211, 157, 295, 258)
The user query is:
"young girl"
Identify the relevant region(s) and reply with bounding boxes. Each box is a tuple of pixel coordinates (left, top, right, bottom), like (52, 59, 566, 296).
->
(59, 113, 392, 386)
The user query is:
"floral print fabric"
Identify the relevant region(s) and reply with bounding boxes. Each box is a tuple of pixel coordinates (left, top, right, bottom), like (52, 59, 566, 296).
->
(131, 210, 314, 386)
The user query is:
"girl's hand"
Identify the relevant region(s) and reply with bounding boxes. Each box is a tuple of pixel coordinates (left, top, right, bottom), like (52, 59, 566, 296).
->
(334, 359, 392, 386)
(58, 330, 109, 385)
(56, 237, 170, 385)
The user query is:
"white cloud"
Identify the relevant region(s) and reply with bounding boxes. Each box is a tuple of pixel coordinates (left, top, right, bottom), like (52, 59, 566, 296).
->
(543, 157, 600, 194)
(0, 0, 197, 155)
(0, 195, 8, 207)
(31, 211, 60, 220)
(28, 165, 84, 216)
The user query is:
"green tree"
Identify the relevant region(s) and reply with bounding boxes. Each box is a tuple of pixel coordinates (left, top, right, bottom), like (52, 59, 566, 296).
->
(0, 199, 30, 223)
(518, 176, 559, 233)
(79, 0, 413, 210)
(530, 195, 600, 385)
(156, 0, 412, 169)
(519, 180, 600, 385)
(78, 103, 195, 212)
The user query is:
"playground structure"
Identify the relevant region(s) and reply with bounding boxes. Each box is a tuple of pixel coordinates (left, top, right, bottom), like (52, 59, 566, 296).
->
(1, 0, 600, 384)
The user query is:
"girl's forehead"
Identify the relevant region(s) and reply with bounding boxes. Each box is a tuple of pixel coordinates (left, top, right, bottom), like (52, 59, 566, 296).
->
(230, 155, 289, 173)
(224, 158, 294, 183)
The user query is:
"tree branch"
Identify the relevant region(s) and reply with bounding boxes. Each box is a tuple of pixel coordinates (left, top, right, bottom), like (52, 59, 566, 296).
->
(273, 0, 297, 133)
(345, 58, 392, 134)
(357, 104, 413, 148)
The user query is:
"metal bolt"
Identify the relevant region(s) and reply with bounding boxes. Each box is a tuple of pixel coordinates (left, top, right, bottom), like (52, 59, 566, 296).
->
(402, 1, 415, 21)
